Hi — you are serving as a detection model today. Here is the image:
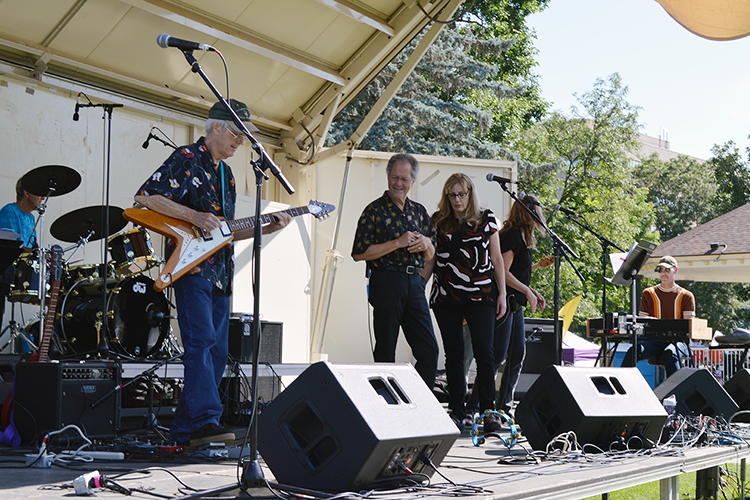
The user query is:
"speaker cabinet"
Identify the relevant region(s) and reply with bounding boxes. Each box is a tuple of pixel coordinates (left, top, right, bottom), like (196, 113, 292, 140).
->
(13, 362, 120, 443)
(258, 362, 459, 492)
(724, 369, 750, 422)
(516, 365, 667, 451)
(654, 368, 739, 418)
(522, 318, 562, 373)
(227, 316, 283, 403)
(228, 316, 282, 362)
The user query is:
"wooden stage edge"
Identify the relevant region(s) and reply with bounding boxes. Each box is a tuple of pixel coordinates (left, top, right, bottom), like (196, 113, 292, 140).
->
(443, 441, 750, 500)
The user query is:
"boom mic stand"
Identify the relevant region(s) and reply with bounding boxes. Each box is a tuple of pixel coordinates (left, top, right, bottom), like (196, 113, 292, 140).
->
(494, 182, 585, 361)
(176, 48, 295, 490)
(560, 214, 625, 350)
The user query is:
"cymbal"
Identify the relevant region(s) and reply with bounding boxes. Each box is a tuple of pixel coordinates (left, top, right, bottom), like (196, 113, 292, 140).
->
(22, 165, 81, 197)
(51, 206, 127, 243)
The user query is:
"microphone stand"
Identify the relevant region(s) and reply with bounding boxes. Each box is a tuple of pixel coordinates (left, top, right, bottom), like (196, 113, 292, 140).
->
(495, 183, 585, 364)
(76, 101, 123, 359)
(177, 49, 295, 490)
(559, 213, 625, 344)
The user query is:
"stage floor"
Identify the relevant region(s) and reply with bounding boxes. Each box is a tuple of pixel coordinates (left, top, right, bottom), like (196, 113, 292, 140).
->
(2, 425, 749, 500)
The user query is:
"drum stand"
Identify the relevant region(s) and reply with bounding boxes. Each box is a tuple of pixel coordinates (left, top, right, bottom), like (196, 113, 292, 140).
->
(0, 303, 37, 354)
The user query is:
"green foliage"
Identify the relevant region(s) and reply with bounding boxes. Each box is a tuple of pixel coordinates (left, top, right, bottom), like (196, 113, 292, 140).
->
(326, 1, 550, 157)
(708, 140, 750, 214)
(510, 74, 655, 330)
(634, 154, 717, 241)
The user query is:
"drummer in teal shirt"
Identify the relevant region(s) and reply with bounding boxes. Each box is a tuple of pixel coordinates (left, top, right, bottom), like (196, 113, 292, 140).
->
(1, 177, 43, 327)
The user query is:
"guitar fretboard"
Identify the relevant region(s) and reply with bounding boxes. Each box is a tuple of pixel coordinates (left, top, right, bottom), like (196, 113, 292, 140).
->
(226, 206, 311, 233)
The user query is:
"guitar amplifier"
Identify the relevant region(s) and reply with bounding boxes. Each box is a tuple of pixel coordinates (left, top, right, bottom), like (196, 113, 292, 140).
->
(13, 362, 120, 443)
(225, 315, 283, 404)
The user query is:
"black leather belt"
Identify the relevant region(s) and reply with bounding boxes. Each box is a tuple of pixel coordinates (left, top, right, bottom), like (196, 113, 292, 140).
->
(381, 265, 422, 275)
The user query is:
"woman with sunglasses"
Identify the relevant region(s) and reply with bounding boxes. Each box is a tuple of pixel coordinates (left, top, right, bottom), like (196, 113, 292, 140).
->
(424, 173, 507, 432)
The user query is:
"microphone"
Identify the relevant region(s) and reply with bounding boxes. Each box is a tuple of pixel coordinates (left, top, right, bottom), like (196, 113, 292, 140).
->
(142, 133, 153, 149)
(555, 204, 583, 218)
(486, 173, 518, 184)
(73, 93, 80, 121)
(517, 191, 546, 209)
(156, 33, 215, 52)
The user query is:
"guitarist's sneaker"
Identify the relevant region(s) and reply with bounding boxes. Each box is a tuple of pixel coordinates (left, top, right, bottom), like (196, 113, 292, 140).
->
(185, 423, 235, 448)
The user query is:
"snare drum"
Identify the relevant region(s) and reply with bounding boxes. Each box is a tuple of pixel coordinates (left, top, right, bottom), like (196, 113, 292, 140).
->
(58, 275, 169, 359)
(9, 253, 49, 304)
(108, 228, 160, 279)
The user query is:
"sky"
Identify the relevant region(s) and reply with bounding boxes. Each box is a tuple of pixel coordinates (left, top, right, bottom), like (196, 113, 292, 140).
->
(527, 0, 750, 160)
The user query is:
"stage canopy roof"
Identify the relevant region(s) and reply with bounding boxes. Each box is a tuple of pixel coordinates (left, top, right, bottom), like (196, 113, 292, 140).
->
(657, 0, 750, 41)
(0, 0, 464, 159)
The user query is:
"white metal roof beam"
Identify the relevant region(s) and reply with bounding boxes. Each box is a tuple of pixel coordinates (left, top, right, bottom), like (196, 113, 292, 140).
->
(313, 0, 394, 35)
(121, 0, 346, 85)
(317, 0, 466, 162)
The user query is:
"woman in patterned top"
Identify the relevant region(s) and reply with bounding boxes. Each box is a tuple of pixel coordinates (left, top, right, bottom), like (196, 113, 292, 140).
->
(494, 195, 547, 417)
(424, 173, 507, 432)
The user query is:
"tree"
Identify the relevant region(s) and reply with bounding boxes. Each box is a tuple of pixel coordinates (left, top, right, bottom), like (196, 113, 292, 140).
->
(709, 140, 750, 214)
(634, 154, 716, 241)
(326, 1, 550, 157)
(510, 74, 655, 329)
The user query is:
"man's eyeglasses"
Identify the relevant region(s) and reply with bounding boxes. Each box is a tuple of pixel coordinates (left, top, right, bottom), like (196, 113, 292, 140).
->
(655, 266, 673, 273)
(388, 175, 413, 184)
(447, 192, 469, 200)
(226, 127, 247, 144)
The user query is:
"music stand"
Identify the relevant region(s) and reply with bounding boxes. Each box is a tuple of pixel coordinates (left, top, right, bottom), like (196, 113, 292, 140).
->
(606, 239, 657, 366)
(0, 238, 22, 277)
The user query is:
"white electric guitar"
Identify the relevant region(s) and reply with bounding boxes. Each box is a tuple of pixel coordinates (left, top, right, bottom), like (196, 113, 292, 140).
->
(123, 200, 335, 292)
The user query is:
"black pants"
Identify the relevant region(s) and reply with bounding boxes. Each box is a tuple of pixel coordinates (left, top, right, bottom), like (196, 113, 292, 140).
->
(368, 269, 439, 388)
(433, 304, 496, 420)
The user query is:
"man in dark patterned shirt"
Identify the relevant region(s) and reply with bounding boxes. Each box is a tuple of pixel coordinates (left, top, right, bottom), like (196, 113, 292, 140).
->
(134, 100, 290, 447)
(352, 153, 439, 388)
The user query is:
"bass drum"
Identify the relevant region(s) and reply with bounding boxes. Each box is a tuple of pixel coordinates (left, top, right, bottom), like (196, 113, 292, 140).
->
(59, 275, 170, 359)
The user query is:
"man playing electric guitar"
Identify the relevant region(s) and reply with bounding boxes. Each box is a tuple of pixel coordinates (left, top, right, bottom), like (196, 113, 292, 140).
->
(134, 100, 290, 447)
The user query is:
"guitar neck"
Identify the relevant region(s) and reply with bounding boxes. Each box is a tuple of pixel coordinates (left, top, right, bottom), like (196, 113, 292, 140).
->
(36, 279, 60, 363)
(226, 206, 311, 233)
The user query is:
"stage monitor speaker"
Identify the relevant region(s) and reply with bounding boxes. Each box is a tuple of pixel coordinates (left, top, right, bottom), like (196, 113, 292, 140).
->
(724, 369, 750, 422)
(522, 318, 562, 373)
(516, 365, 667, 450)
(13, 362, 120, 443)
(654, 368, 739, 418)
(258, 362, 459, 492)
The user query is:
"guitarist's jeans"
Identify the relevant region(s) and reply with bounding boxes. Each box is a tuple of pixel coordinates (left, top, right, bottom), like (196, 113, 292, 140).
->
(169, 275, 230, 444)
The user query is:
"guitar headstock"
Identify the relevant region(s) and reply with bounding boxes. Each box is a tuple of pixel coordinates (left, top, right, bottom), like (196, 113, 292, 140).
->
(50, 245, 64, 282)
(307, 200, 336, 220)
(538, 255, 555, 269)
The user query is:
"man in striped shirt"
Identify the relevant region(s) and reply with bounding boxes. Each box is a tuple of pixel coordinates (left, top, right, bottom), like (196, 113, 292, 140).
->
(621, 255, 695, 377)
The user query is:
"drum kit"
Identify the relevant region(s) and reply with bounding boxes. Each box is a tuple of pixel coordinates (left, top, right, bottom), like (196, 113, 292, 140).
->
(1, 165, 179, 361)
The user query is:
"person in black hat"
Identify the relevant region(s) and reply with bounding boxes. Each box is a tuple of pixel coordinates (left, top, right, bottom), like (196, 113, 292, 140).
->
(134, 99, 291, 447)
(620, 255, 695, 376)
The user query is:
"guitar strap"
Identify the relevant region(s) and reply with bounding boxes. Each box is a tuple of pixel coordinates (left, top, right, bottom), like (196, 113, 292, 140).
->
(219, 160, 226, 217)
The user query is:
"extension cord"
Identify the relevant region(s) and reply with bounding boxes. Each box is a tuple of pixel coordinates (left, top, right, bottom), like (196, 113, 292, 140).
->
(25, 453, 53, 467)
(61, 450, 125, 460)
